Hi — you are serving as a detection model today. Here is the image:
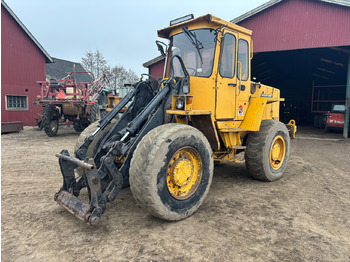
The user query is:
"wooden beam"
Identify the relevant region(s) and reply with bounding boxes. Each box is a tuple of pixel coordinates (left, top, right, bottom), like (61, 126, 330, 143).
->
(343, 54, 350, 139)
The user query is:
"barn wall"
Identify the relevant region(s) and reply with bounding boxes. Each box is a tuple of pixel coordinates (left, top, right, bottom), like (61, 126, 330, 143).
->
(238, 0, 350, 52)
(149, 60, 165, 78)
(1, 6, 46, 126)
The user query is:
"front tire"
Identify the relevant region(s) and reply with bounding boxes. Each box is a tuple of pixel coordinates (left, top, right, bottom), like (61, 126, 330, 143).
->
(245, 120, 290, 182)
(129, 124, 214, 221)
(42, 105, 59, 137)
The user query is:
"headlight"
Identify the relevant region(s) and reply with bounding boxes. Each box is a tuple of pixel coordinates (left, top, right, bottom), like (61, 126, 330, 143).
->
(175, 97, 185, 110)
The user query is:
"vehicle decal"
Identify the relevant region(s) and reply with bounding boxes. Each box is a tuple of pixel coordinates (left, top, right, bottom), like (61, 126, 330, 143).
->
(238, 105, 244, 116)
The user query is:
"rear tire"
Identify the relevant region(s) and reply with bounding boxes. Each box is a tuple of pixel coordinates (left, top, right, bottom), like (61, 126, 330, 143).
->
(100, 110, 108, 119)
(129, 124, 214, 221)
(42, 105, 59, 137)
(89, 103, 100, 123)
(245, 120, 290, 182)
(73, 122, 88, 133)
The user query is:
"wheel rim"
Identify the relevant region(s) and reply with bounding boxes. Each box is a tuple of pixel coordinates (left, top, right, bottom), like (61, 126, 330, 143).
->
(50, 120, 58, 132)
(166, 147, 203, 200)
(269, 135, 286, 170)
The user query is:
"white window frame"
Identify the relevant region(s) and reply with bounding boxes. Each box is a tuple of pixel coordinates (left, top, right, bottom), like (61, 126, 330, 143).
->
(5, 95, 29, 111)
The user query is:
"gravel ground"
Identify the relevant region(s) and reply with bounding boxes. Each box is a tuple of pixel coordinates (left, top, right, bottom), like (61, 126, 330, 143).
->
(1, 126, 350, 262)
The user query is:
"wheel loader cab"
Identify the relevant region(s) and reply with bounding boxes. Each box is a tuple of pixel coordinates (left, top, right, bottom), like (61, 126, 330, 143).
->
(160, 15, 253, 119)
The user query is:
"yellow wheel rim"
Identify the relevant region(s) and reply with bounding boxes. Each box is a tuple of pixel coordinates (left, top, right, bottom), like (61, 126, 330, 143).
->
(166, 147, 203, 200)
(269, 135, 286, 170)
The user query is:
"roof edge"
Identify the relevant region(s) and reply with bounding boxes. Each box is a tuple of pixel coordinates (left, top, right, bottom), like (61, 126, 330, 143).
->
(1, 0, 53, 63)
(143, 55, 165, 68)
(320, 0, 350, 8)
(230, 0, 283, 24)
(51, 57, 83, 65)
(230, 0, 350, 24)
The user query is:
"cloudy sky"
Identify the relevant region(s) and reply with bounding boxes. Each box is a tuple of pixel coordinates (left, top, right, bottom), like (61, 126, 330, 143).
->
(5, 0, 268, 75)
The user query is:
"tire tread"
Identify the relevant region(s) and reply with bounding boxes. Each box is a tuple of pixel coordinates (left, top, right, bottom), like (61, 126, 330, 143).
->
(130, 124, 213, 220)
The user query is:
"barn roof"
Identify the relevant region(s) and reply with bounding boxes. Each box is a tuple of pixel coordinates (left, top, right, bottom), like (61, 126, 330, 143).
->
(231, 0, 350, 24)
(1, 0, 53, 63)
(46, 58, 93, 82)
(230, 0, 350, 52)
(144, 0, 350, 68)
(143, 55, 164, 68)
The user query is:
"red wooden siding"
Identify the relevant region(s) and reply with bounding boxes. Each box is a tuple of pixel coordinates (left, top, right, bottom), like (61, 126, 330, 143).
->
(1, 6, 46, 126)
(149, 60, 165, 78)
(237, 0, 350, 52)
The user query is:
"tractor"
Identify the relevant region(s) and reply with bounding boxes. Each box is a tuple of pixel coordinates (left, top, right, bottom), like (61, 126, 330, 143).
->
(54, 14, 296, 225)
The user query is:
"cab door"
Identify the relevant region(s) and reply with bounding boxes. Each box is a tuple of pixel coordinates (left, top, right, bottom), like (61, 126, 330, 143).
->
(215, 30, 238, 119)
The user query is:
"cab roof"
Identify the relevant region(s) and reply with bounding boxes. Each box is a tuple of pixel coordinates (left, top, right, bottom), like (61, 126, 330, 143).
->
(157, 14, 252, 39)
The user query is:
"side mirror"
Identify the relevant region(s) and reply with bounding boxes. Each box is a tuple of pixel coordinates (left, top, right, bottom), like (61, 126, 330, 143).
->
(156, 41, 168, 57)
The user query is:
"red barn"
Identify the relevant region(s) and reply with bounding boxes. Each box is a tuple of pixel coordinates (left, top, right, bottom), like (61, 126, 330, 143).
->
(1, 0, 52, 130)
(231, 0, 350, 137)
(143, 55, 165, 79)
(144, 0, 350, 137)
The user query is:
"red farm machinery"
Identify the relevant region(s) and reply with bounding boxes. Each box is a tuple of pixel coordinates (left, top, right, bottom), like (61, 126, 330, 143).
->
(35, 71, 111, 136)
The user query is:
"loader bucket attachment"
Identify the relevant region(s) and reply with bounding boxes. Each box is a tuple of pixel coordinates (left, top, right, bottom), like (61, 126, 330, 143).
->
(54, 150, 120, 225)
(54, 190, 101, 225)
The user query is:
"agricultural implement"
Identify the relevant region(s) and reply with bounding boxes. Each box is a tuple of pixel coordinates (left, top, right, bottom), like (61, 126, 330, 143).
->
(35, 71, 109, 136)
(54, 14, 296, 225)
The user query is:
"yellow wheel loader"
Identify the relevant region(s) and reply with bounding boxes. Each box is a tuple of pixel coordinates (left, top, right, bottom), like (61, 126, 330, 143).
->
(54, 14, 297, 225)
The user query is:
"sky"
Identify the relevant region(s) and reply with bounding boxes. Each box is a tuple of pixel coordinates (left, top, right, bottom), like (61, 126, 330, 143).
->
(5, 0, 268, 76)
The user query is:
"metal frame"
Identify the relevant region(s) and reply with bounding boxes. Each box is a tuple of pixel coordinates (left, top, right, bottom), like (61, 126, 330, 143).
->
(311, 81, 346, 113)
(35, 71, 95, 106)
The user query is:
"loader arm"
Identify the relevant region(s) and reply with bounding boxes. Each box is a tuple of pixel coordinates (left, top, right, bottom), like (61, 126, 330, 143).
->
(75, 88, 136, 161)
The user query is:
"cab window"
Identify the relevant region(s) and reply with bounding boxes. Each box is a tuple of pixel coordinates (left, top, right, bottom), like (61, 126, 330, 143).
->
(219, 33, 236, 78)
(169, 29, 216, 77)
(238, 39, 249, 81)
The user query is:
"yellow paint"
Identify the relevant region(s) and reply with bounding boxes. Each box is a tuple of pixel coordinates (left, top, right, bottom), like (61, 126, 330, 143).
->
(173, 159, 192, 186)
(166, 109, 212, 116)
(189, 77, 216, 112)
(287, 119, 297, 139)
(239, 98, 267, 131)
(166, 147, 203, 200)
(158, 14, 252, 39)
(269, 135, 286, 170)
(218, 131, 241, 149)
(106, 95, 126, 112)
(213, 148, 245, 163)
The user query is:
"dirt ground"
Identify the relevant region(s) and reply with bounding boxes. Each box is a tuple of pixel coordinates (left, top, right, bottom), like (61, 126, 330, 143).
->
(1, 126, 350, 262)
